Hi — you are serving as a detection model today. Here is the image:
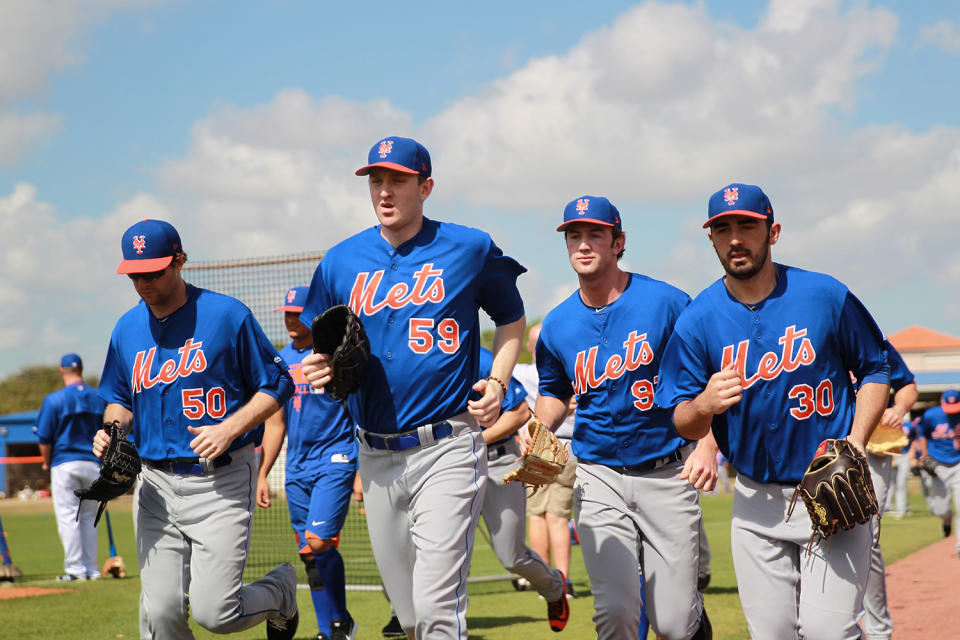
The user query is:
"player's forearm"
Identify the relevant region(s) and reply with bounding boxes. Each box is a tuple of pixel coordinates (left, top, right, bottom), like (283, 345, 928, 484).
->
(673, 398, 713, 440)
(482, 403, 531, 444)
(489, 316, 526, 385)
(258, 409, 286, 476)
(848, 381, 890, 448)
(220, 392, 283, 441)
(104, 403, 134, 435)
(890, 382, 918, 419)
(918, 437, 929, 458)
(534, 394, 570, 431)
(694, 428, 719, 455)
(38, 443, 52, 470)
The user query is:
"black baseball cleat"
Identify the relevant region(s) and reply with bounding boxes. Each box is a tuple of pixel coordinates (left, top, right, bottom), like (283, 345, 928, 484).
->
(697, 571, 711, 592)
(331, 613, 358, 640)
(944, 521, 952, 538)
(266, 610, 298, 640)
(382, 614, 405, 638)
(547, 580, 570, 632)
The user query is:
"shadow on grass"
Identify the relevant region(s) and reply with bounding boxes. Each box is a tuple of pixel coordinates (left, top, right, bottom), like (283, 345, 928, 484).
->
(468, 615, 540, 630)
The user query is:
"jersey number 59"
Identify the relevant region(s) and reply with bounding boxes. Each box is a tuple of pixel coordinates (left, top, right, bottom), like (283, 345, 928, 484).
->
(408, 318, 461, 354)
(182, 387, 227, 420)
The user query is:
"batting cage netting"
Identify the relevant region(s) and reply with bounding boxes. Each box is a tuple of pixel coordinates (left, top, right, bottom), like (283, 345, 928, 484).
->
(182, 252, 386, 590)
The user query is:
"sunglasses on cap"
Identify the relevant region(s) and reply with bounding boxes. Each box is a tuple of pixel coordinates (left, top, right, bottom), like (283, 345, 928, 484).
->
(127, 266, 169, 282)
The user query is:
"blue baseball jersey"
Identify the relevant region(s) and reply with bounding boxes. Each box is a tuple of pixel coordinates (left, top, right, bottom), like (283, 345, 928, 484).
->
(36, 381, 106, 466)
(278, 342, 357, 480)
(536, 273, 691, 467)
(99, 284, 294, 460)
(920, 406, 960, 465)
(656, 264, 890, 484)
(885, 342, 915, 393)
(300, 218, 526, 434)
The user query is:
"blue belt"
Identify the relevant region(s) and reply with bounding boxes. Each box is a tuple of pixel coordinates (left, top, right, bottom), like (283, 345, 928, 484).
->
(362, 422, 453, 452)
(615, 448, 682, 475)
(145, 454, 233, 475)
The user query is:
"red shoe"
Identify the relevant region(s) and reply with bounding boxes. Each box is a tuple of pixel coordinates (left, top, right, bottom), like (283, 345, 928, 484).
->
(547, 580, 570, 632)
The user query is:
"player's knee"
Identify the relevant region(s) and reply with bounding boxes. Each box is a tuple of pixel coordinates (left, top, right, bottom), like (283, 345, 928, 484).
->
(307, 537, 335, 554)
(649, 606, 703, 640)
(299, 553, 324, 591)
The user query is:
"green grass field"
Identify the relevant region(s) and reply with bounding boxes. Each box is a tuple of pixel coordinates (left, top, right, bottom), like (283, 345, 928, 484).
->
(0, 483, 944, 640)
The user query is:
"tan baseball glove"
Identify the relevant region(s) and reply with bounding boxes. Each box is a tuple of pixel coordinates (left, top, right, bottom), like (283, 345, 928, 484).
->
(503, 417, 568, 489)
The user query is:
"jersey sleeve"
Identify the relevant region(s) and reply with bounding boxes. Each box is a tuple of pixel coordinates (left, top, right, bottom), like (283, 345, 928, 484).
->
(886, 343, 915, 390)
(838, 292, 890, 386)
(919, 410, 934, 439)
(476, 238, 526, 326)
(35, 395, 57, 444)
(98, 331, 133, 410)
(235, 313, 295, 406)
(504, 376, 528, 413)
(300, 259, 334, 330)
(536, 336, 574, 401)
(655, 329, 711, 410)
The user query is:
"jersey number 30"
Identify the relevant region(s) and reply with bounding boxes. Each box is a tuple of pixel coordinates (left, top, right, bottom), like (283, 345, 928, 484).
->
(182, 387, 227, 420)
(788, 379, 834, 420)
(409, 318, 460, 354)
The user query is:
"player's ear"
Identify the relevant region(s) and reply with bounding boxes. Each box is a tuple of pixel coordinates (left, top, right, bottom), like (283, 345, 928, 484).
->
(419, 176, 434, 201)
(768, 222, 781, 246)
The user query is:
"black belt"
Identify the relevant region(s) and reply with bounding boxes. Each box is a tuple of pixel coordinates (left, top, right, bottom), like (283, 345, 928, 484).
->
(362, 422, 453, 452)
(144, 454, 233, 475)
(614, 448, 683, 475)
(487, 443, 511, 461)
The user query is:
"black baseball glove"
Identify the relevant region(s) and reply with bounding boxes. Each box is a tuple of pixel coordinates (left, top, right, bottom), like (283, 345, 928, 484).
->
(788, 438, 878, 549)
(920, 455, 941, 476)
(311, 305, 370, 401)
(75, 422, 141, 526)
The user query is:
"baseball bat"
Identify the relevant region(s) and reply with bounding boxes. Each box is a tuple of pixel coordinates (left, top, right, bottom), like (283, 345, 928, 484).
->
(102, 510, 126, 578)
(0, 513, 23, 581)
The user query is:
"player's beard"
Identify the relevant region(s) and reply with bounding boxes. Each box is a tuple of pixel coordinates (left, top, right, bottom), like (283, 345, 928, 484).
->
(719, 242, 769, 280)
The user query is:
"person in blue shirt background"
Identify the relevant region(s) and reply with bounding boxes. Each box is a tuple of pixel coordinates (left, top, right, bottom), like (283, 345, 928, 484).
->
(36, 353, 106, 581)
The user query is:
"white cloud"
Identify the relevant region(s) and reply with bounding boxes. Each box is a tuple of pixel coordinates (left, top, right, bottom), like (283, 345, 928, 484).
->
(0, 111, 61, 167)
(917, 19, 960, 55)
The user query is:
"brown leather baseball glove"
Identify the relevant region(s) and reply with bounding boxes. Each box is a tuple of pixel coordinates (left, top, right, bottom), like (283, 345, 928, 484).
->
(503, 417, 568, 489)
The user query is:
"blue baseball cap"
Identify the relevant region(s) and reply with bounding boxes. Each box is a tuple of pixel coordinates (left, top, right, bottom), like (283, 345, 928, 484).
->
(274, 286, 309, 312)
(355, 136, 432, 178)
(117, 219, 182, 274)
(60, 353, 82, 369)
(704, 183, 774, 229)
(942, 389, 960, 414)
(556, 196, 622, 232)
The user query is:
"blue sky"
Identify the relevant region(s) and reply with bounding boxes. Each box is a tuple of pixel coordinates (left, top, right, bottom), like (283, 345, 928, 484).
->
(1, 0, 959, 376)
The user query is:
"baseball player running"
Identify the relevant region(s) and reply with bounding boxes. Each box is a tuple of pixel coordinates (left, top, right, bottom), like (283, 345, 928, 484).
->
(656, 183, 890, 640)
(860, 341, 917, 640)
(918, 388, 960, 554)
(475, 346, 568, 618)
(94, 219, 300, 640)
(534, 196, 711, 640)
(512, 323, 578, 597)
(257, 286, 359, 640)
(299, 136, 531, 640)
(37, 353, 107, 581)
(890, 417, 920, 518)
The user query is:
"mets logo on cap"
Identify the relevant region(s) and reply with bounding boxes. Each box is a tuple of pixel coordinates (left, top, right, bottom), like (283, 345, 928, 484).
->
(576, 198, 590, 215)
(724, 187, 739, 206)
(132, 235, 146, 254)
(378, 140, 394, 158)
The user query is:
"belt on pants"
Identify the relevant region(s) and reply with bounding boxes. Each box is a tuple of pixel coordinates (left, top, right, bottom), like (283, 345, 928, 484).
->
(361, 422, 454, 452)
(614, 448, 683, 475)
(487, 442, 512, 461)
(144, 454, 233, 475)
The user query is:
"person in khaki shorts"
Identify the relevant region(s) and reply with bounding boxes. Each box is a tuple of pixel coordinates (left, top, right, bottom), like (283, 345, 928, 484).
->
(512, 322, 578, 597)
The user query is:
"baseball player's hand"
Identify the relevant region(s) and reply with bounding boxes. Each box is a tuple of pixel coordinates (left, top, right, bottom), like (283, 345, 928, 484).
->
(682, 444, 719, 492)
(516, 423, 534, 456)
(187, 423, 235, 460)
(844, 434, 867, 456)
(92, 427, 112, 458)
(878, 407, 906, 431)
(467, 378, 504, 427)
(255, 474, 271, 508)
(694, 364, 742, 415)
(301, 351, 333, 392)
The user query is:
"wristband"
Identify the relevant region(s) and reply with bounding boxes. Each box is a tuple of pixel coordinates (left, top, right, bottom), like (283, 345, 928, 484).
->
(487, 376, 507, 396)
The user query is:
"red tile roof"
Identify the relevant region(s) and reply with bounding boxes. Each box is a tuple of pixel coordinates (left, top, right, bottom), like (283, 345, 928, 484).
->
(889, 326, 960, 352)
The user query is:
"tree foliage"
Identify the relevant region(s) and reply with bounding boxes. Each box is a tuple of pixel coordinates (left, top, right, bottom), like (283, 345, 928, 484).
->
(0, 366, 100, 415)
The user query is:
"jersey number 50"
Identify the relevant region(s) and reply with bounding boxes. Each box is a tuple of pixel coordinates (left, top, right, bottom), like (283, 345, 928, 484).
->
(182, 387, 227, 420)
(409, 318, 461, 354)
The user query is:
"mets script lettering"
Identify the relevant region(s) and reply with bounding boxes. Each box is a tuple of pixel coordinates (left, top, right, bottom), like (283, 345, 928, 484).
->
(131, 338, 207, 393)
(349, 263, 445, 315)
(574, 330, 654, 392)
(720, 325, 816, 388)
